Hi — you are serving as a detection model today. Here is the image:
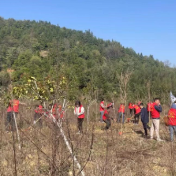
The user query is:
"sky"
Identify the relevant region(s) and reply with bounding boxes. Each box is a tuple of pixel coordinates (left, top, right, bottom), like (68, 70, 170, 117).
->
(0, 0, 175, 65)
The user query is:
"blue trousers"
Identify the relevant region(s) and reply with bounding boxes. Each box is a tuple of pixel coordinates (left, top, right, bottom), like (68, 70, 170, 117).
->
(118, 113, 125, 124)
(100, 111, 104, 122)
(169, 126, 176, 141)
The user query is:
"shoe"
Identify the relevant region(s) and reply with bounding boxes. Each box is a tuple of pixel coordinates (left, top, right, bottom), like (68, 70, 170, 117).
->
(157, 138, 164, 142)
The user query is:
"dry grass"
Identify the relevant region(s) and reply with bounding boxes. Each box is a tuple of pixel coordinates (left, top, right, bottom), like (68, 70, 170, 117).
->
(0, 102, 175, 176)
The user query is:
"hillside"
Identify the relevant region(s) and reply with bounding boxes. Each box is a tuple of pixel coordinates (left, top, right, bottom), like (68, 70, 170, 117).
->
(0, 16, 176, 101)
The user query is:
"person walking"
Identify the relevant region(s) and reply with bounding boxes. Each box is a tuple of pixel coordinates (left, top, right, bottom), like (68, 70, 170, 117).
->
(74, 101, 85, 134)
(140, 103, 150, 137)
(150, 98, 163, 141)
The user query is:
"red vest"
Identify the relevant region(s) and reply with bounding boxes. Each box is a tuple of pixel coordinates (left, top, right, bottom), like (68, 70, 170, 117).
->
(128, 103, 133, 109)
(103, 110, 108, 120)
(35, 105, 43, 114)
(75, 106, 85, 119)
(151, 103, 160, 118)
(168, 108, 176, 126)
(134, 105, 141, 114)
(7, 105, 13, 112)
(147, 103, 153, 112)
(118, 105, 125, 113)
(100, 101, 104, 111)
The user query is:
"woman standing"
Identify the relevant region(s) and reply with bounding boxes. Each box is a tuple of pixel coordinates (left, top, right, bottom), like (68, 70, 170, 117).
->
(74, 101, 85, 134)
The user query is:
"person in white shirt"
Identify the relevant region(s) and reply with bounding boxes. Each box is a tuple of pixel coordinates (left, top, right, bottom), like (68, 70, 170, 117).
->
(74, 101, 85, 134)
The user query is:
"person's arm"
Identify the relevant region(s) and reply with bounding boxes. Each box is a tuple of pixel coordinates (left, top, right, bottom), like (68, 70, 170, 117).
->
(78, 107, 85, 116)
(154, 105, 162, 112)
(74, 108, 76, 115)
(101, 103, 106, 109)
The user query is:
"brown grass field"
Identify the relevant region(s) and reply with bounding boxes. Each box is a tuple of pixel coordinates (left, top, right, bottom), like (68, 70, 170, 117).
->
(0, 102, 175, 176)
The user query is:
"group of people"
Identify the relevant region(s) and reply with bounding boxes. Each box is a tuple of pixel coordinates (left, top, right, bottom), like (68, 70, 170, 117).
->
(5, 97, 176, 142)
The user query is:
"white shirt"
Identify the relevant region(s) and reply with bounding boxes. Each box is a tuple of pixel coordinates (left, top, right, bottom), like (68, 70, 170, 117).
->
(74, 106, 85, 116)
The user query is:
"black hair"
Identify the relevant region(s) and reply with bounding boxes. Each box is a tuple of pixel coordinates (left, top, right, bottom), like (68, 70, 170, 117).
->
(154, 98, 160, 101)
(75, 101, 81, 106)
(140, 103, 144, 106)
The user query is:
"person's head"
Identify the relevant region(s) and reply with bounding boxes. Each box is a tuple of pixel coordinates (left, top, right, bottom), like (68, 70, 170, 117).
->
(140, 103, 144, 109)
(154, 98, 160, 105)
(174, 101, 176, 104)
(101, 98, 104, 102)
(75, 101, 81, 108)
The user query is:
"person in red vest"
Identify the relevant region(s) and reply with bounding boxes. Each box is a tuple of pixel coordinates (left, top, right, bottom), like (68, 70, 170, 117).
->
(100, 99, 106, 122)
(74, 101, 85, 134)
(103, 104, 113, 130)
(168, 101, 176, 141)
(134, 104, 141, 124)
(117, 103, 125, 124)
(128, 102, 134, 117)
(150, 98, 163, 141)
(34, 104, 43, 127)
(6, 98, 26, 131)
(147, 102, 153, 118)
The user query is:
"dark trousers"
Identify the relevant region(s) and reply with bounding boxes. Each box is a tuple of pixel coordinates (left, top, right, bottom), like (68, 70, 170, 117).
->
(78, 118, 84, 133)
(130, 109, 133, 116)
(103, 119, 111, 130)
(142, 122, 150, 136)
(6, 112, 15, 131)
(34, 113, 42, 127)
(134, 113, 140, 124)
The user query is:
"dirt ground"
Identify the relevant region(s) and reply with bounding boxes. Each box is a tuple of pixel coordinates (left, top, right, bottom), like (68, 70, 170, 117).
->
(0, 107, 176, 176)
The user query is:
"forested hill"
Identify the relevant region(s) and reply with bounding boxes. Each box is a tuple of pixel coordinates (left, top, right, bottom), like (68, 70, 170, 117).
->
(0, 16, 176, 101)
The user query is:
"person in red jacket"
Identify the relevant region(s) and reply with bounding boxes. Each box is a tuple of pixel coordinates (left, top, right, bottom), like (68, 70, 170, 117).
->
(74, 101, 85, 134)
(128, 102, 134, 116)
(103, 104, 113, 130)
(6, 98, 26, 131)
(117, 103, 125, 124)
(100, 99, 106, 122)
(133, 104, 141, 124)
(168, 101, 176, 141)
(147, 102, 153, 118)
(150, 98, 163, 141)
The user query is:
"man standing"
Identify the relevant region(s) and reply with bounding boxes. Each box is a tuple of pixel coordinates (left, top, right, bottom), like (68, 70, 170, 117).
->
(150, 98, 163, 141)
(100, 99, 106, 122)
(140, 103, 150, 137)
(128, 102, 134, 117)
(118, 103, 125, 124)
(134, 104, 141, 124)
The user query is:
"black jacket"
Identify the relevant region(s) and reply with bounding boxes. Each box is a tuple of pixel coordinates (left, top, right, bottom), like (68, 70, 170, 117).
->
(141, 107, 149, 123)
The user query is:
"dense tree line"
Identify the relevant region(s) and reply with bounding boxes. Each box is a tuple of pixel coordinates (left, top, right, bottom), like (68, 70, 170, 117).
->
(0, 16, 175, 102)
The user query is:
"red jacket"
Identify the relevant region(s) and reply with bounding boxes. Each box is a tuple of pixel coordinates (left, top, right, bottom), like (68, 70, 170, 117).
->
(118, 105, 125, 113)
(103, 110, 108, 120)
(75, 106, 85, 119)
(168, 108, 176, 126)
(151, 103, 161, 118)
(134, 105, 141, 114)
(128, 103, 133, 109)
(100, 101, 104, 111)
